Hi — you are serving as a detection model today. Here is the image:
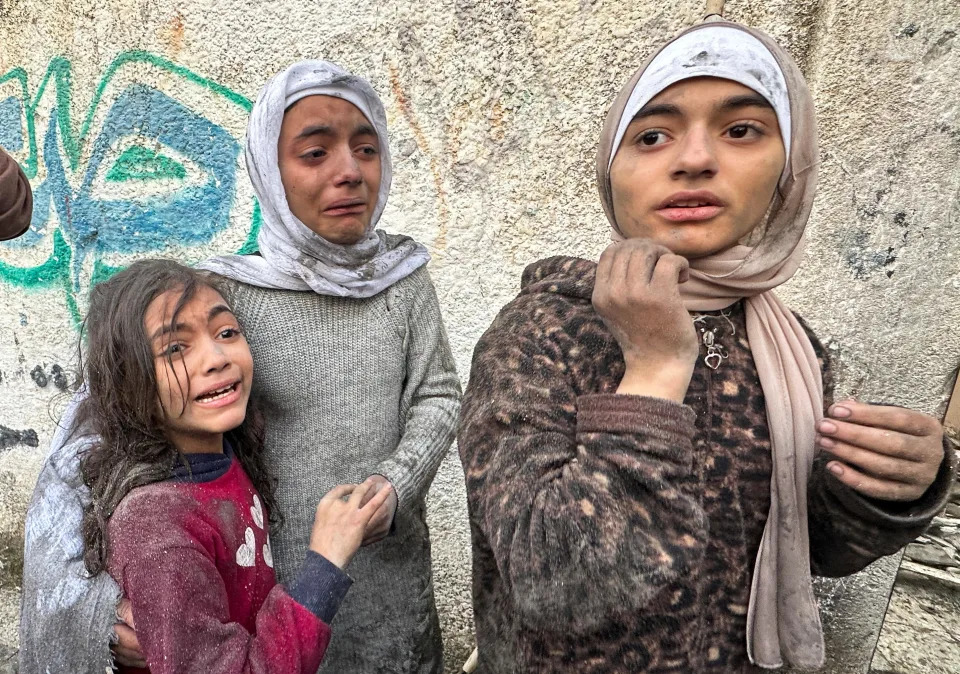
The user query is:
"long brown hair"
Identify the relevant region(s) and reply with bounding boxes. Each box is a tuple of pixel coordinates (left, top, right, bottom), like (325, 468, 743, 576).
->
(77, 259, 279, 575)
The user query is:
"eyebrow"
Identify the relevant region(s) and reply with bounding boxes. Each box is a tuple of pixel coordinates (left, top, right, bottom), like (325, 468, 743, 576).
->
(631, 93, 774, 123)
(150, 304, 234, 341)
(294, 123, 378, 141)
(631, 102, 682, 122)
(294, 124, 333, 141)
(718, 93, 774, 112)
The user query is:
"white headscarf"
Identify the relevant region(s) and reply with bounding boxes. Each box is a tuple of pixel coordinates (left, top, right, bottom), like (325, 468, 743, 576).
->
(201, 61, 429, 298)
(607, 26, 793, 171)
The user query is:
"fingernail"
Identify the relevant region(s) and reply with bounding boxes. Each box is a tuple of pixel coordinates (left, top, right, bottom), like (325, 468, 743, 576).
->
(829, 405, 852, 419)
(817, 435, 835, 448)
(818, 420, 838, 434)
(828, 462, 843, 476)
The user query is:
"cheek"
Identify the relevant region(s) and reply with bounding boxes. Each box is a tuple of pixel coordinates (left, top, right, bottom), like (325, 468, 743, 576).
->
(610, 151, 658, 198)
(610, 169, 651, 232)
(363, 163, 381, 197)
(156, 362, 188, 410)
(752, 151, 785, 202)
(278, 161, 316, 207)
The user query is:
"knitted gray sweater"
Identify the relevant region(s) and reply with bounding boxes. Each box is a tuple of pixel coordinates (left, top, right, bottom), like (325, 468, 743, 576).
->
(18, 265, 461, 674)
(231, 265, 461, 673)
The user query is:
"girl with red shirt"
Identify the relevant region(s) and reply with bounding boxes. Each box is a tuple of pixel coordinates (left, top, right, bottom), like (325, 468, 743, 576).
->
(75, 259, 391, 674)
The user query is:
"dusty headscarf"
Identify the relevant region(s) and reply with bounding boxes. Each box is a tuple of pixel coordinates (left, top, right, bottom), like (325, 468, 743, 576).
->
(597, 20, 824, 670)
(201, 60, 429, 297)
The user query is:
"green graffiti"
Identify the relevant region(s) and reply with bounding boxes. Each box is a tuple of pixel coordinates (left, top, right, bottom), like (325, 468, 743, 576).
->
(0, 229, 71, 289)
(237, 200, 263, 256)
(106, 145, 187, 182)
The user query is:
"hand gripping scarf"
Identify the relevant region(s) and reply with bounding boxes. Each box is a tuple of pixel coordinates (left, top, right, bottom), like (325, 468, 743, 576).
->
(201, 60, 429, 297)
(596, 20, 824, 670)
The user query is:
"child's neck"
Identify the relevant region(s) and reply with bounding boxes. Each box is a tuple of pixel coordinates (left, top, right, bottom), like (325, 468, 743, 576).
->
(171, 431, 225, 455)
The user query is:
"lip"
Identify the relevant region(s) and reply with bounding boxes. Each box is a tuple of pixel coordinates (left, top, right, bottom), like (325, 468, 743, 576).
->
(324, 198, 367, 216)
(656, 190, 725, 223)
(193, 379, 243, 409)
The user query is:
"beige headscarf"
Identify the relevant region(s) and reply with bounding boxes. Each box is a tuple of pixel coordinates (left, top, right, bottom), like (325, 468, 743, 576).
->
(596, 20, 824, 670)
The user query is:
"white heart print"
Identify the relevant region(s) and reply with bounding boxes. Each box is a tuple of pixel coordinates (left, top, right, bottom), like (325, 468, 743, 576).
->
(236, 527, 256, 567)
(251, 495, 264, 529)
(263, 535, 274, 568)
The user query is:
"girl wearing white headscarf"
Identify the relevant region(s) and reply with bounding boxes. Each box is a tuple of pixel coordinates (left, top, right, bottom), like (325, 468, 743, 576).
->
(20, 61, 460, 674)
(458, 18, 952, 673)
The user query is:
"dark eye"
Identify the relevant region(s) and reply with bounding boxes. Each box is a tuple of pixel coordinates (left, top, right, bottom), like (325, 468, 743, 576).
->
(638, 131, 668, 147)
(727, 124, 760, 140)
(218, 328, 240, 339)
(162, 343, 183, 357)
(305, 149, 326, 159)
(358, 145, 378, 156)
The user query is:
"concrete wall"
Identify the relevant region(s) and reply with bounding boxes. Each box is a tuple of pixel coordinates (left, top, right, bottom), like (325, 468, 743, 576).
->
(0, 0, 957, 671)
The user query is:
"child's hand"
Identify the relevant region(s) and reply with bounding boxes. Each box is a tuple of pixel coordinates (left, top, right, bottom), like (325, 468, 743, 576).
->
(309, 482, 394, 569)
(593, 238, 698, 402)
(359, 475, 399, 546)
(816, 400, 946, 501)
(111, 598, 146, 668)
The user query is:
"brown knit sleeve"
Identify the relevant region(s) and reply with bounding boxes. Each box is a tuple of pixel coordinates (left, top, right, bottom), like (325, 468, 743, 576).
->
(0, 147, 32, 241)
(458, 292, 707, 634)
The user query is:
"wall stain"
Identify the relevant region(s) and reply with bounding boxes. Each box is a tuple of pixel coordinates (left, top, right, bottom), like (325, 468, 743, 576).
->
(50, 363, 69, 390)
(388, 63, 450, 250)
(922, 29, 956, 65)
(27, 363, 72, 390)
(0, 424, 39, 450)
(162, 11, 186, 56)
(845, 231, 898, 280)
(29, 364, 46, 387)
(897, 24, 920, 38)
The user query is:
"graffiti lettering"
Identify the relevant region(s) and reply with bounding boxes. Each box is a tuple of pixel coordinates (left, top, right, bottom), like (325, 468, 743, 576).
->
(0, 52, 260, 324)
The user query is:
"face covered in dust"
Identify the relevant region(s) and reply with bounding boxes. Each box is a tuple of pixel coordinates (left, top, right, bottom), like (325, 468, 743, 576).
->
(277, 95, 383, 245)
(608, 77, 786, 259)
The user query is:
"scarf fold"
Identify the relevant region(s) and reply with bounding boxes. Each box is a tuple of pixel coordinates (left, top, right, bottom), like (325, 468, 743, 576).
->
(201, 60, 429, 298)
(596, 20, 825, 670)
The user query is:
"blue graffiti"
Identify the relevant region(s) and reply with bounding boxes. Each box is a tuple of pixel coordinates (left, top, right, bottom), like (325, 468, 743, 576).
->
(0, 53, 257, 322)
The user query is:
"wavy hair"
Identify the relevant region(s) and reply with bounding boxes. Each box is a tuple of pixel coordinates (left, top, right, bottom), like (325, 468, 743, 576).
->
(77, 259, 279, 576)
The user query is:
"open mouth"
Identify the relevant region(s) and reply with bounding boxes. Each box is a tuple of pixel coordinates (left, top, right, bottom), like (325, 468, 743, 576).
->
(195, 382, 239, 403)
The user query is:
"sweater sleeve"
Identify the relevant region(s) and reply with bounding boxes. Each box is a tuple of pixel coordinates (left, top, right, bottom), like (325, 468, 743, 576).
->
(109, 496, 332, 674)
(458, 293, 707, 634)
(19, 393, 120, 674)
(0, 147, 32, 241)
(801, 318, 957, 576)
(375, 267, 462, 511)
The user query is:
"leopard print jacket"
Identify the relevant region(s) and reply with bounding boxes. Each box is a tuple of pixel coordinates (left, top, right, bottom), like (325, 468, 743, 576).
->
(459, 256, 953, 673)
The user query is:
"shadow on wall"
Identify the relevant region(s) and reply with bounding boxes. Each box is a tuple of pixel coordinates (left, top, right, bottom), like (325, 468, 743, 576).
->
(0, 52, 261, 325)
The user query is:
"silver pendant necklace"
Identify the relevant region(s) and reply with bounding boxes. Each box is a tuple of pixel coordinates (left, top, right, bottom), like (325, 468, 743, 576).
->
(692, 309, 736, 370)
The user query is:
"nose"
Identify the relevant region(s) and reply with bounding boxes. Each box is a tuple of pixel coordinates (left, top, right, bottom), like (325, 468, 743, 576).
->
(200, 337, 230, 374)
(331, 147, 363, 187)
(670, 126, 718, 180)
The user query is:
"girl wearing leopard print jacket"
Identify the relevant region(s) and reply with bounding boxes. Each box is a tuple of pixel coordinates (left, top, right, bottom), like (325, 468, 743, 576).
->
(458, 19, 955, 674)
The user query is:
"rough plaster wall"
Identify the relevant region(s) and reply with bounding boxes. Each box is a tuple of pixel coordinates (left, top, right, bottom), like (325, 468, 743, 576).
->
(0, 0, 957, 671)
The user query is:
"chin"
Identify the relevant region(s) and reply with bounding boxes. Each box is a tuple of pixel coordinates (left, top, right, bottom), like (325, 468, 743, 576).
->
(311, 219, 369, 245)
